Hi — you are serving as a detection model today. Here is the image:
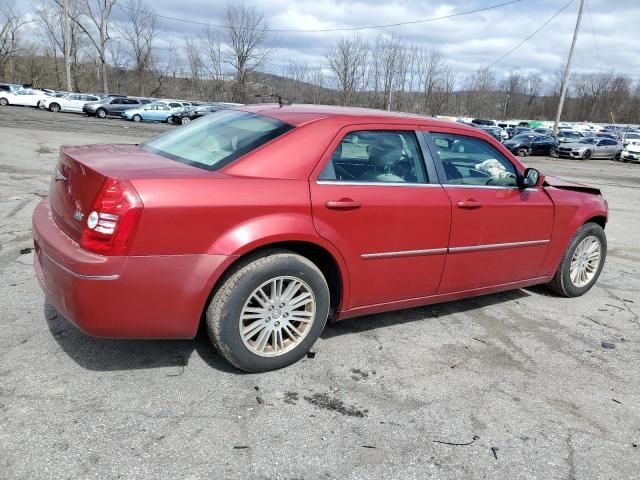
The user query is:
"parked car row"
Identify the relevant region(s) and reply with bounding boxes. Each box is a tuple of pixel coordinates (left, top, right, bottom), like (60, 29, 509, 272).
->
(0, 84, 240, 126)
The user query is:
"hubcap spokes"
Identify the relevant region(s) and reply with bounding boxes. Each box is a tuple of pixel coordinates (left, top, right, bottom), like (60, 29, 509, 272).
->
(569, 236, 601, 287)
(240, 276, 315, 357)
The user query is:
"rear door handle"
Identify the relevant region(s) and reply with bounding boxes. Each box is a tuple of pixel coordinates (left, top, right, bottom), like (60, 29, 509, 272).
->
(325, 199, 362, 210)
(457, 200, 482, 209)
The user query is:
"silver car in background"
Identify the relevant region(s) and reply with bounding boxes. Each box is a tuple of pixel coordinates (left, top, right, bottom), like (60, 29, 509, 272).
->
(556, 137, 622, 160)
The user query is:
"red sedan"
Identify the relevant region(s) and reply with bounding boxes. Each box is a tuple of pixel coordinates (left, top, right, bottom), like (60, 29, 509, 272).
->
(33, 105, 608, 372)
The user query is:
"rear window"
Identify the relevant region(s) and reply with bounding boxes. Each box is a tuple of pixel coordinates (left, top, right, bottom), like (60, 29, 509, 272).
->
(143, 110, 293, 170)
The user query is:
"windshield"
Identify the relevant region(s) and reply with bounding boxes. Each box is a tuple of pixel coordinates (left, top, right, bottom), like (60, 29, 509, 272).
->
(143, 110, 293, 170)
(625, 133, 640, 139)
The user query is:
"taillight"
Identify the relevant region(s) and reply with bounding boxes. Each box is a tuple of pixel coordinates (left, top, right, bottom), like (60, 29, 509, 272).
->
(80, 178, 143, 255)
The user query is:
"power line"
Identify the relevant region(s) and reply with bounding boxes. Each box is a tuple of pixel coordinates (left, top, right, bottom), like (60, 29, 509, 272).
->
(117, 0, 523, 33)
(488, 0, 575, 67)
(585, 0, 603, 69)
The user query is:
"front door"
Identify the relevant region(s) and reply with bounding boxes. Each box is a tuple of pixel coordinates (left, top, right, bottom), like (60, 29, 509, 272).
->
(423, 129, 554, 293)
(310, 126, 451, 308)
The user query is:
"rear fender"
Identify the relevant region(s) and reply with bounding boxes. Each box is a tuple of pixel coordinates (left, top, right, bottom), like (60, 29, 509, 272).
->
(205, 213, 351, 308)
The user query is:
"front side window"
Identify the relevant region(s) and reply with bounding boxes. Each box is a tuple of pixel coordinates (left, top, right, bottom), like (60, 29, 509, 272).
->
(319, 130, 427, 184)
(429, 132, 518, 187)
(143, 110, 293, 171)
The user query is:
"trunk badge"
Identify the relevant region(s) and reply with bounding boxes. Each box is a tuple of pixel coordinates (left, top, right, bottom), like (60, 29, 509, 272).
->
(55, 169, 67, 182)
(74, 211, 84, 222)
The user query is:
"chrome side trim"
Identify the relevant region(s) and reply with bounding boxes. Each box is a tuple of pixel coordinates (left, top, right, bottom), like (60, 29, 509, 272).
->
(41, 250, 120, 280)
(442, 184, 536, 191)
(316, 180, 442, 188)
(449, 239, 549, 253)
(361, 248, 447, 260)
(361, 240, 549, 259)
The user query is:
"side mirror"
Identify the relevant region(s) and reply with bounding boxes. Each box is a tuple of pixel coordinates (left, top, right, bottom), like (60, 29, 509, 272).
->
(520, 167, 544, 189)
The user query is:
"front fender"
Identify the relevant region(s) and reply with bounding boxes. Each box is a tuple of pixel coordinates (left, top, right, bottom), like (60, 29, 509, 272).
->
(541, 186, 608, 276)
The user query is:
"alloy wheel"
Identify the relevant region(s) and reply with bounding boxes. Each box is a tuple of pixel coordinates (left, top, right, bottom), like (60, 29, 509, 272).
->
(569, 236, 601, 288)
(239, 276, 316, 357)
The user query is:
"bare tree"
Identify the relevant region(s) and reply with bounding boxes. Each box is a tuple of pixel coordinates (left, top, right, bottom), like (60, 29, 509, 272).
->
(199, 27, 225, 100)
(223, 2, 270, 102)
(0, 6, 29, 79)
(119, 0, 157, 96)
(419, 48, 446, 114)
(325, 34, 368, 106)
(53, 0, 116, 92)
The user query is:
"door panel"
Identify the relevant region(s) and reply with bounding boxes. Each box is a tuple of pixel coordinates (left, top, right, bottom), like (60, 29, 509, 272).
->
(423, 128, 554, 293)
(439, 186, 553, 292)
(310, 125, 451, 308)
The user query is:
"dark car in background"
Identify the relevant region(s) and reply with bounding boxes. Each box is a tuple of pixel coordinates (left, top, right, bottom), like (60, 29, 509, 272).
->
(477, 126, 503, 142)
(168, 103, 241, 125)
(503, 134, 559, 157)
(83, 96, 153, 118)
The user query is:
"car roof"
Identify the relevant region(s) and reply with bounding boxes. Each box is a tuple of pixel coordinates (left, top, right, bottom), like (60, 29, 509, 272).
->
(237, 103, 479, 132)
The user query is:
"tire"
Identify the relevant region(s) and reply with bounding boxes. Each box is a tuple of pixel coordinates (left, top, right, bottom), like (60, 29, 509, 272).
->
(181, 116, 191, 125)
(614, 152, 621, 161)
(206, 250, 330, 372)
(96, 108, 107, 118)
(37, 101, 45, 109)
(582, 149, 592, 160)
(132, 114, 142, 122)
(49, 103, 60, 113)
(546, 222, 607, 297)
(0, 97, 8, 106)
(550, 147, 559, 158)
(516, 148, 528, 157)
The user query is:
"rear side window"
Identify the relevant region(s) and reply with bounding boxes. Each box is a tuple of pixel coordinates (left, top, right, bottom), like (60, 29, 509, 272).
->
(143, 110, 293, 171)
(429, 132, 518, 187)
(319, 130, 427, 183)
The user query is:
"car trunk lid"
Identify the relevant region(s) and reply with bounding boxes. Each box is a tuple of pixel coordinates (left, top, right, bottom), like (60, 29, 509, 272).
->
(48, 144, 218, 242)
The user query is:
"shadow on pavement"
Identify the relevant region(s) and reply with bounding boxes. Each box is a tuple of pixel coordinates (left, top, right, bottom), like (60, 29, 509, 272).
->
(44, 302, 240, 373)
(45, 288, 531, 371)
(322, 289, 531, 339)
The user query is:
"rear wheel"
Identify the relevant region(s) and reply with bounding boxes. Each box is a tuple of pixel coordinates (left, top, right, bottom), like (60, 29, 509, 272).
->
(96, 108, 107, 118)
(582, 149, 592, 160)
(132, 114, 142, 122)
(49, 103, 60, 113)
(516, 148, 528, 157)
(546, 222, 606, 297)
(550, 147, 559, 158)
(0, 97, 9, 106)
(206, 251, 330, 372)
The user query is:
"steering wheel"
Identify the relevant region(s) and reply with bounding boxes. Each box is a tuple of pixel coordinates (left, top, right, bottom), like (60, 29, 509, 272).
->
(469, 168, 491, 177)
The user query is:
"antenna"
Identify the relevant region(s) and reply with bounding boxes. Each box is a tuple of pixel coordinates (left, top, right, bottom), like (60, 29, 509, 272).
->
(254, 94, 290, 108)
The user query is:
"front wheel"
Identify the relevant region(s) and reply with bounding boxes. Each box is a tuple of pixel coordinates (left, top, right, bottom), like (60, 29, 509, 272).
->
(546, 222, 606, 297)
(206, 251, 330, 372)
(132, 114, 142, 122)
(0, 97, 9, 106)
(582, 149, 592, 160)
(49, 103, 60, 113)
(181, 116, 191, 125)
(550, 147, 559, 158)
(516, 148, 528, 157)
(96, 108, 107, 118)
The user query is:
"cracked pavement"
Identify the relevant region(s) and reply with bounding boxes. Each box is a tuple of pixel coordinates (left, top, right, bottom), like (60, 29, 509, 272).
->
(0, 107, 639, 479)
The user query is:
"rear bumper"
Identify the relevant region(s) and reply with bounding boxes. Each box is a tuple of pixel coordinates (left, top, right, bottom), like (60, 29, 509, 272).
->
(32, 199, 232, 339)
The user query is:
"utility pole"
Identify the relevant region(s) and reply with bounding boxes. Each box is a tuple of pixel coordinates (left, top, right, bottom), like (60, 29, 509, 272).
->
(63, 0, 72, 92)
(552, 0, 585, 136)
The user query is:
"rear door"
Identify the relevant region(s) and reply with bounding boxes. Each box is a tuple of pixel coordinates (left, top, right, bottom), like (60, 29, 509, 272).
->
(423, 128, 554, 293)
(310, 125, 451, 309)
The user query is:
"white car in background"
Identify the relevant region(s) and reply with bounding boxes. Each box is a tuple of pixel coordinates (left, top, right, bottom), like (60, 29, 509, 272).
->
(621, 132, 640, 146)
(621, 143, 640, 163)
(40, 93, 102, 113)
(0, 88, 50, 108)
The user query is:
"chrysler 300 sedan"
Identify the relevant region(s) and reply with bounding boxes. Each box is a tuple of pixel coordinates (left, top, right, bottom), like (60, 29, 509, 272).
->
(33, 105, 608, 372)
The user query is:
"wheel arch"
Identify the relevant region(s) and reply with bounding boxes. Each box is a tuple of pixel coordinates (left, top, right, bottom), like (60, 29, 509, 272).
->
(199, 237, 350, 334)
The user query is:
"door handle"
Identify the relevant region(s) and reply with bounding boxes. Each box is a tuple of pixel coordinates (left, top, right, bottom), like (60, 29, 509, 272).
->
(457, 200, 482, 209)
(325, 199, 362, 210)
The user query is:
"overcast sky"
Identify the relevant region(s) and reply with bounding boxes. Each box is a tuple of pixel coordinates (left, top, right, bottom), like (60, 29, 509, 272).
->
(27, 0, 640, 82)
